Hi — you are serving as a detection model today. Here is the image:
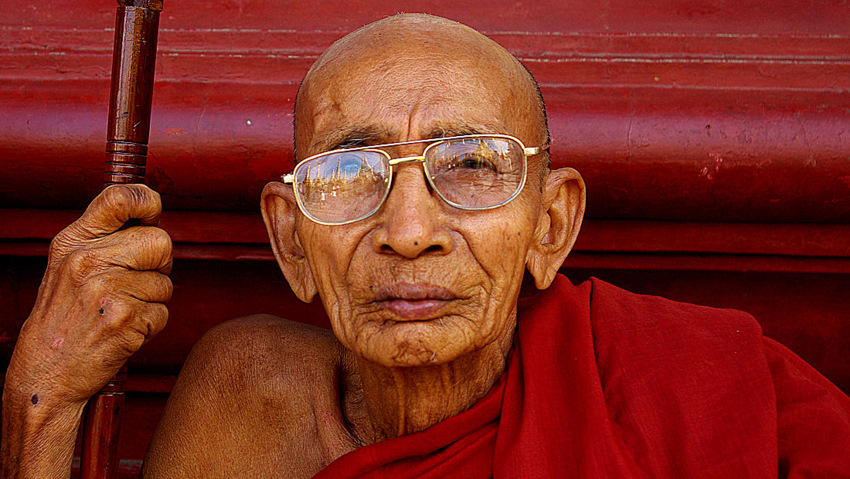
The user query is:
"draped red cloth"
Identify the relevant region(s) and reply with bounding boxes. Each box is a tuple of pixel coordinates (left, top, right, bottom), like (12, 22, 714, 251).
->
(313, 276, 850, 478)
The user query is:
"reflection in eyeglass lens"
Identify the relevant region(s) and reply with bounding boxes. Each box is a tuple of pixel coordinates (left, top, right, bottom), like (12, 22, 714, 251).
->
(296, 150, 389, 223)
(428, 138, 523, 209)
(294, 136, 527, 223)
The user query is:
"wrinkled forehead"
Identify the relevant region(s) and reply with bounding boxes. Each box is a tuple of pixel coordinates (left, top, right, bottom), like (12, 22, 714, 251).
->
(301, 58, 517, 151)
(295, 16, 542, 157)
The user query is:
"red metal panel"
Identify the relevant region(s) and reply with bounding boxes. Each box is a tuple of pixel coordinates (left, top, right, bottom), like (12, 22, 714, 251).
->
(1, 0, 848, 220)
(1, 0, 849, 469)
(0, 209, 850, 262)
(1, 256, 847, 389)
(3, 260, 849, 476)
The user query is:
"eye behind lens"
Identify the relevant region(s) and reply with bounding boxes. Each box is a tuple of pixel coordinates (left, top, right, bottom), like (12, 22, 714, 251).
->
(291, 136, 528, 223)
(426, 137, 526, 209)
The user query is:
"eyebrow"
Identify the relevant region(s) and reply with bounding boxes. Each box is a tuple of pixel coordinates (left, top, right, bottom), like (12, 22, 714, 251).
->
(311, 121, 505, 154)
(312, 126, 394, 153)
(421, 122, 502, 139)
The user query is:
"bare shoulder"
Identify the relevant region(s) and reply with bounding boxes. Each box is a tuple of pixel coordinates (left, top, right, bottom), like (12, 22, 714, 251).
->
(143, 315, 356, 478)
(182, 314, 342, 387)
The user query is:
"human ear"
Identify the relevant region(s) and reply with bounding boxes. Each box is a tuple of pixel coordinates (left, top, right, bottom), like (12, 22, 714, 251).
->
(260, 181, 318, 303)
(526, 167, 586, 289)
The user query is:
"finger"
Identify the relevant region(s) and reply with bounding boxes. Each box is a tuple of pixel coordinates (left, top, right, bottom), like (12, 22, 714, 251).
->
(101, 298, 169, 355)
(122, 301, 169, 351)
(54, 226, 172, 286)
(104, 270, 173, 304)
(74, 274, 169, 342)
(64, 184, 163, 242)
(100, 225, 173, 274)
(137, 301, 169, 343)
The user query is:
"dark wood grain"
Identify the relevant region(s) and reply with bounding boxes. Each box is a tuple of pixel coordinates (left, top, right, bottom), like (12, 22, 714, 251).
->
(104, 0, 162, 186)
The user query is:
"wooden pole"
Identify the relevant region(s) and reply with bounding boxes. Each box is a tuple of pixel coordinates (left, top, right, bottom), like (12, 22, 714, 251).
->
(80, 1, 162, 477)
(103, 0, 162, 185)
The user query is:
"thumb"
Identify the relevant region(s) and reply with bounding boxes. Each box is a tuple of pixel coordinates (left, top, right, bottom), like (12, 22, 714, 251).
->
(63, 184, 162, 241)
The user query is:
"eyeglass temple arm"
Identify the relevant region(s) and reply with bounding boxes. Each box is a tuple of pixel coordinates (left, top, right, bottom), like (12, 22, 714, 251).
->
(524, 144, 549, 156)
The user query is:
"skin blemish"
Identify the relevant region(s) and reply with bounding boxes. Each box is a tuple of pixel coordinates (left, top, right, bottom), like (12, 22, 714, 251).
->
(31, 394, 38, 405)
(51, 338, 64, 350)
(99, 308, 105, 315)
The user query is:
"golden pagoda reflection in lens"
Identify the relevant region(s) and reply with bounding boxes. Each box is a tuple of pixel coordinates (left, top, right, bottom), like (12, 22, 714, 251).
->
(298, 151, 389, 222)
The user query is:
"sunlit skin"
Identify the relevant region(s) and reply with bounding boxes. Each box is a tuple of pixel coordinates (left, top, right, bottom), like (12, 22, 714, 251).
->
(295, 66, 542, 369)
(288, 19, 548, 372)
(0, 13, 585, 479)
(261, 14, 585, 443)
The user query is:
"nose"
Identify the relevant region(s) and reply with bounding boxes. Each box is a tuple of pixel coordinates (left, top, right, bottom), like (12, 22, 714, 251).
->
(371, 163, 453, 258)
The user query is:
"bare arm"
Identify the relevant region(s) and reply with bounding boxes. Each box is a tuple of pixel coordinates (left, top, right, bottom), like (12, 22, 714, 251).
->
(142, 316, 349, 478)
(1, 184, 172, 478)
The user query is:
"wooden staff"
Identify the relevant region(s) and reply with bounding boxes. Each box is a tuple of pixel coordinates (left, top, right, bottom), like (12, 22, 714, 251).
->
(80, 1, 162, 477)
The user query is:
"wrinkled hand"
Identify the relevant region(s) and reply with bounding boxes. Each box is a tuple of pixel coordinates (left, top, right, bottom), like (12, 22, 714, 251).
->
(10, 184, 172, 406)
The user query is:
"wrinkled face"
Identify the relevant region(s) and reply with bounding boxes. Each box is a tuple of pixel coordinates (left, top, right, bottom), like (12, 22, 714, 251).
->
(292, 39, 548, 368)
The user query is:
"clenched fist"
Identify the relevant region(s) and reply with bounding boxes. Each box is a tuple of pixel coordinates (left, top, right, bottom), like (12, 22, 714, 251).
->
(2, 184, 172, 478)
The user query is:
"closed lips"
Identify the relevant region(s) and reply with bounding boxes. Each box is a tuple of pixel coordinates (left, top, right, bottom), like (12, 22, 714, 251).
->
(372, 283, 457, 320)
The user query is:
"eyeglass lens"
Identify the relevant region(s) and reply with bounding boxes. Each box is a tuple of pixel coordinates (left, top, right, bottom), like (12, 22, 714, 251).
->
(426, 137, 524, 209)
(293, 137, 526, 224)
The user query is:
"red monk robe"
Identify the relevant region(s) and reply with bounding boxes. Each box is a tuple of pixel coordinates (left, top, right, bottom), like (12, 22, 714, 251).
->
(314, 276, 850, 478)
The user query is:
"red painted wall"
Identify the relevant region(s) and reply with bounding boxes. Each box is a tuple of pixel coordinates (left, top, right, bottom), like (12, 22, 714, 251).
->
(1, 0, 848, 475)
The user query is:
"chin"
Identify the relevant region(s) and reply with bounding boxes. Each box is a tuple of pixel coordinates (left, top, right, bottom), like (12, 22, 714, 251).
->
(351, 321, 471, 368)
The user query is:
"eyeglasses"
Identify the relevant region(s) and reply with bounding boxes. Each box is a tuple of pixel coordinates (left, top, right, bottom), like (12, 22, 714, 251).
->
(282, 134, 547, 225)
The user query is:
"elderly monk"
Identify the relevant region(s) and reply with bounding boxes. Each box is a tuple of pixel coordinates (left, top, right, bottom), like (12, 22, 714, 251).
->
(4, 13, 850, 479)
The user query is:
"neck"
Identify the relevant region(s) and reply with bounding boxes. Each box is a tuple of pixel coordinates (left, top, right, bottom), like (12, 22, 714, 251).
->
(349, 336, 512, 442)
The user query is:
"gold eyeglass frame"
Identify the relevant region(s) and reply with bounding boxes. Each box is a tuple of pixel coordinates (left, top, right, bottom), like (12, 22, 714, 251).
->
(282, 134, 548, 226)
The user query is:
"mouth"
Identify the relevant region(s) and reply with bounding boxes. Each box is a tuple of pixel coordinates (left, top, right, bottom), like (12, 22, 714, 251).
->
(372, 282, 457, 320)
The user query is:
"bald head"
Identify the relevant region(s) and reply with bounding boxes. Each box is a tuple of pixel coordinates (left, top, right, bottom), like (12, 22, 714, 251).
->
(294, 14, 549, 165)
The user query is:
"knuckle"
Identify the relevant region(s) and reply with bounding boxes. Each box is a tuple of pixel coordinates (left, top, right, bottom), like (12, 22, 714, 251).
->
(147, 303, 169, 337)
(101, 184, 159, 216)
(48, 223, 86, 259)
(103, 299, 134, 327)
(161, 275, 174, 300)
(125, 184, 149, 207)
(148, 226, 173, 252)
(132, 184, 161, 211)
(129, 303, 168, 343)
(122, 330, 146, 355)
(47, 234, 68, 261)
(148, 186, 162, 207)
(103, 183, 135, 206)
(48, 234, 63, 254)
(97, 185, 130, 215)
(64, 248, 101, 280)
(79, 274, 111, 301)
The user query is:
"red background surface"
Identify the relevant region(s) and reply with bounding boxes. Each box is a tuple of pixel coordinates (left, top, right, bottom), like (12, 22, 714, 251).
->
(1, 0, 849, 476)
